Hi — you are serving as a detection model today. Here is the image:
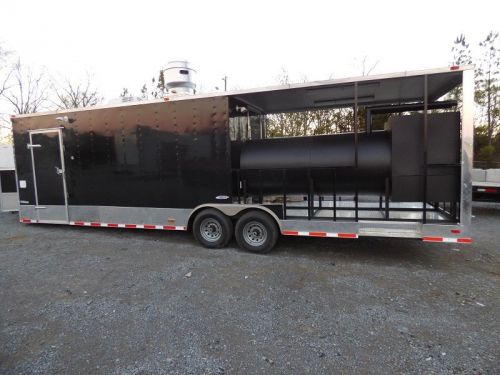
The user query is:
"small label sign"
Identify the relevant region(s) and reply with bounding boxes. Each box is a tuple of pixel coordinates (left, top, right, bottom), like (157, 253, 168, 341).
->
(19, 180, 27, 189)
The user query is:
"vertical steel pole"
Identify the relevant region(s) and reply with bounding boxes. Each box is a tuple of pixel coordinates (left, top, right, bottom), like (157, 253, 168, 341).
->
(258, 169, 263, 204)
(236, 169, 241, 204)
(384, 177, 390, 219)
(460, 69, 474, 227)
(422, 75, 428, 224)
(354, 82, 359, 221)
(354, 82, 359, 166)
(282, 169, 287, 220)
(366, 108, 372, 134)
(308, 168, 312, 220)
(333, 170, 337, 221)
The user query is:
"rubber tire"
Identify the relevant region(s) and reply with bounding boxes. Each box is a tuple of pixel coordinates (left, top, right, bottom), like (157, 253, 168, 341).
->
(193, 209, 233, 249)
(235, 211, 279, 254)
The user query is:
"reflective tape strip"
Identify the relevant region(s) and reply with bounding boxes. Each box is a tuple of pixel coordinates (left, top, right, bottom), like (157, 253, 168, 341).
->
(67, 221, 187, 231)
(337, 233, 358, 238)
(282, 230, 358, 238)
(20, 219, 188, 231)
(423, 236, 472, 244)
(477, 188, 497, 193)
(163, 225, 184, 230)
(309, 231, 327, 237)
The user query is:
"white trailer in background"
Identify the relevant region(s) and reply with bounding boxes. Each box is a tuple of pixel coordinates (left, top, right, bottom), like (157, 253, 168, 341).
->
(473, 168, 500, 201)
(0, 146, 19, 212)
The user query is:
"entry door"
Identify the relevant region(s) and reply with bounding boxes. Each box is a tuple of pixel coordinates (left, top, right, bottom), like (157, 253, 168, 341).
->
(29, 129, 68, 222)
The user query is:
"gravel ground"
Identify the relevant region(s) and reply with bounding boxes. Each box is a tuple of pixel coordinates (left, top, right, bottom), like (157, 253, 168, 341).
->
(0, 203, 499, 374)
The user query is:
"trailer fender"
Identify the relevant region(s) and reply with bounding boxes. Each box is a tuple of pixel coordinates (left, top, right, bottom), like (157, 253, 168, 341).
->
(188, 204, 282, 231)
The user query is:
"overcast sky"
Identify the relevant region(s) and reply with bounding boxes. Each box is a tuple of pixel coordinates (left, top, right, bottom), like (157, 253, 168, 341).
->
(1, 0, 499, 102)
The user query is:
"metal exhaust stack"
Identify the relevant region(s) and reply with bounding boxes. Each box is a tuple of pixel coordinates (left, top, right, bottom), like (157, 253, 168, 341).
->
(164, 60, 196, 95)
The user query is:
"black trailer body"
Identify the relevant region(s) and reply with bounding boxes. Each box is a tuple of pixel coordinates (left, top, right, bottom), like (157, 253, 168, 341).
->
(11, 66, 474, 252)
(13, 97, 231, 226)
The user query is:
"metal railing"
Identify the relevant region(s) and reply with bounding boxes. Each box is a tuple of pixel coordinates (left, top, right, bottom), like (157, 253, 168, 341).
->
(233, 167, 460, 224)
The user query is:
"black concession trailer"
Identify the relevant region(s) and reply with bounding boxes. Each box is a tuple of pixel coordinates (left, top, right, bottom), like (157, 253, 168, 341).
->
(11, 66, 474, 253)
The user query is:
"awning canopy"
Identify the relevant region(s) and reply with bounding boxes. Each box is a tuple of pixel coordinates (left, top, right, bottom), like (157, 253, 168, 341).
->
(229, 67, 466, 114)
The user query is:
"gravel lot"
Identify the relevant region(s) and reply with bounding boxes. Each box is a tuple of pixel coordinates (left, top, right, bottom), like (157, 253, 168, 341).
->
(1, 203, 499, 374)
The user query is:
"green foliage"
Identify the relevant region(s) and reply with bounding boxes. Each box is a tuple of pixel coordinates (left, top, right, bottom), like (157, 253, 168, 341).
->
(266, 69, 357, 138)
(477, 144, 495, 161)
(266, 108, 356, 138)
(474, 125, 489, 150)
(450, 32, 500, 161)
(476, 31, 500, 145)
(474, 126, 500, 165)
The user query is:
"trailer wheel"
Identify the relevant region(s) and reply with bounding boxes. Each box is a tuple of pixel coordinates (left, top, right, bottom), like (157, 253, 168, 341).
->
(193, 209, 233, 248)
(235, 211, 279, 253)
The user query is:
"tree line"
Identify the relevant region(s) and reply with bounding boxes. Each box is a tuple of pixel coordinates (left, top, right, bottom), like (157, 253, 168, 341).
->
(452, 32, 500, 164)
(0, 47, 102, 143)
(267, 32, 500, 166)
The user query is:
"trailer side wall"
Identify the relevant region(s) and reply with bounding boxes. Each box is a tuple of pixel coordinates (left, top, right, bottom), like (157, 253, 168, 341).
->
(12, 97, 231, 209)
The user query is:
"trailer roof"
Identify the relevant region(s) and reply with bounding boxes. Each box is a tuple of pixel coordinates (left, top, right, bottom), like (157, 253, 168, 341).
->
(12, 65, 473, 119)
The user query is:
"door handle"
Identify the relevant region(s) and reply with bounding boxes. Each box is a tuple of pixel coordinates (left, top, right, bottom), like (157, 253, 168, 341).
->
(55, 166, 63, 175)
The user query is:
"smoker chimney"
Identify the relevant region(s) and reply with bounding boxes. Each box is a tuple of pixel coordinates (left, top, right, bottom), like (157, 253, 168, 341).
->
(164, 60, 196, 95)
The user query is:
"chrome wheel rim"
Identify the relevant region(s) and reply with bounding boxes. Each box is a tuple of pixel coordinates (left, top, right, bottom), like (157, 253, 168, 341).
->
(200, 218, 222, 242)
(243, 221, 267, 246)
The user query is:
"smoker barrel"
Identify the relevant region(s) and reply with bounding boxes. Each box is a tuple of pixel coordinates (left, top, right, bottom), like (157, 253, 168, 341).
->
(239, 132, 391, 194)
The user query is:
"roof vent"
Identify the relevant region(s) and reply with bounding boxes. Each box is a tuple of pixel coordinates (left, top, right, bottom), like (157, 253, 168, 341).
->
(164, 60, 196, 95)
